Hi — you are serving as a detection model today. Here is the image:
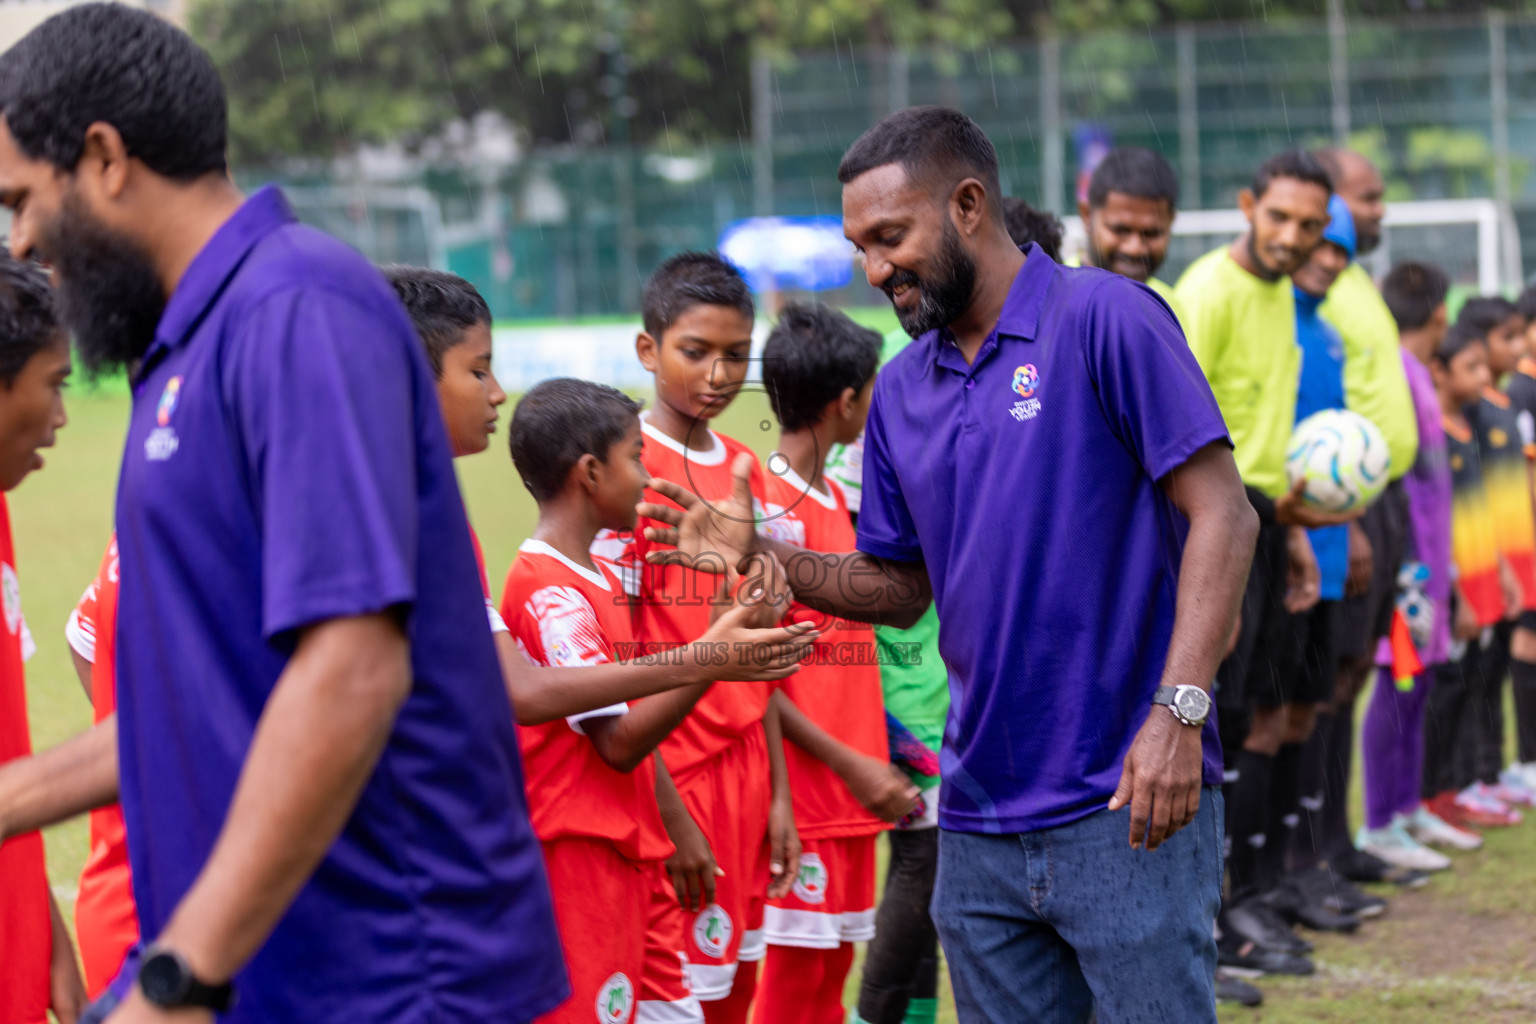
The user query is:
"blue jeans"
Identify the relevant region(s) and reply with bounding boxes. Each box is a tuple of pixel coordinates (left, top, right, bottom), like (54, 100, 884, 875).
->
(932, 789, 1222, 1024)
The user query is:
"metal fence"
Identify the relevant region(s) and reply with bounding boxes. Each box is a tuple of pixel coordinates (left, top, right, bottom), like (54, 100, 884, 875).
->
(257, 11, 1536, 319)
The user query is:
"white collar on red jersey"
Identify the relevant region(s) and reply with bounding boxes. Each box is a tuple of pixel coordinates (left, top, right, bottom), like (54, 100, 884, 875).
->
(640, 412, 726, 466)
(518, 539, 612, 590)
(771, 456, 838, 510)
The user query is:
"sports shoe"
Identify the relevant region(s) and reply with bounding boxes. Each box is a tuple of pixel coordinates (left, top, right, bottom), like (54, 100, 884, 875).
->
(1454, 784, 1523, 826)
(1407, 804, 1483, 851)
(1512, 761, 1536, 793)
(1216, 931, 1315, 977)
(1289, 866, 1387, 919)
(1261, 881, 1361, 933)
(1223, 900, 1313, 955)
(1493, 769, 1536, 807)
(1356, 823, 1452, 872)
(1329, 844, 1431, 888)
(1215, 969, 1265, 1006)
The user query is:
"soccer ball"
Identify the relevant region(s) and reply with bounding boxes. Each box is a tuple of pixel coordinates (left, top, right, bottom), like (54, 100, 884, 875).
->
(1285, 409, 1391, 513)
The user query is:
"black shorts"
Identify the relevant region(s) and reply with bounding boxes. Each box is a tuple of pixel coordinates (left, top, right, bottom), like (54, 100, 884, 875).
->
(1338, 480, 1408, 661)
(1519, 610, 1536, 634)
(1248, 599, 1342, 708)
(1216, 522, 1289, 716)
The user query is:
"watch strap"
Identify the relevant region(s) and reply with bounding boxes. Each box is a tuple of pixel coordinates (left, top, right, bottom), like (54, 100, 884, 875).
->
(1151, 685, 1177, 705)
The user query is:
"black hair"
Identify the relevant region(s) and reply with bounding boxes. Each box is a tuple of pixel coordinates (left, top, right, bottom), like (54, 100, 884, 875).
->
(837, 106, 1003, 217)
(641, 251, 754, 341)
(383, 265, 492, 378)
(1087, 147, 1180, 210)
(1436, 319, 1487, 365)
(1517, 284, 1536, 322)
(0, 4, 227, 180)
(1251, 150, 1333, 200)
(0, 257, 61, 385)
(1457, 295, 1522, 336)
(1002, 198, 1064, 262)
(509, 378, 643, 503)
(1381, 262, 1450, 332)
(762, 303, 882, 433)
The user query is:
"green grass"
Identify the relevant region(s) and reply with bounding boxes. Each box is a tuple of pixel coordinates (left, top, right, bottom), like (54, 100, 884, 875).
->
(23, 389, 1536, 1024)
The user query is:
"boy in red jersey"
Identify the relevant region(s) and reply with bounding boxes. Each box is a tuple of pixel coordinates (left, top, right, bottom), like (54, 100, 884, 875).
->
(600, 253, 800, 1023)
(750, 303, 920, 1024)
(503, 378, 811, 1024)
(64, 539, 138, 995)
(0, 256, 82, 1023)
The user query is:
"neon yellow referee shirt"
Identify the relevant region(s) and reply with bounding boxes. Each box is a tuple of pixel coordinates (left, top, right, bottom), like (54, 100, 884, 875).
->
(1320, 262, 1419, 480)
(1175, 246, 1301, 498)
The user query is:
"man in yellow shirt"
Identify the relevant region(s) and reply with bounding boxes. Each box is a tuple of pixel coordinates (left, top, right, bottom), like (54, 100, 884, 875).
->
(1299, 148, 1424, 888)
(1176, 150, 1359, 975)
(1077, 146, 1183, 322)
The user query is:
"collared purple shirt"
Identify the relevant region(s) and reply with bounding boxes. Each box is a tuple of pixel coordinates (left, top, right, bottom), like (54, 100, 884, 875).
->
(857, 245, 1229, 833)
(114, 187, 567, 1021)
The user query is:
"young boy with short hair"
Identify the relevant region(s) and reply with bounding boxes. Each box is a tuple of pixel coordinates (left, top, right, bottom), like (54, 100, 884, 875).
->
(1456, 298, 1536, 818)
(604, 252, 800, 1023)
(1494, 286, 1536, 792)
(750, 303, 919, 1024)
(502, 377, 810, 1024)
(1422, 322, 1510, 831)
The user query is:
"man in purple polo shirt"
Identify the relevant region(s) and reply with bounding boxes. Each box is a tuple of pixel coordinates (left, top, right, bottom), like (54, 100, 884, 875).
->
(0, 7, 566, 1022)
(647, 107, 1258, 1022)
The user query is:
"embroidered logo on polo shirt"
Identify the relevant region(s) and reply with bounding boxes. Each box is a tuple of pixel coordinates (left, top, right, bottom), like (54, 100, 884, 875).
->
(1009, 364, 1042, 421)
(595, 972, 634, 1024)
(145, 375, 183, 462)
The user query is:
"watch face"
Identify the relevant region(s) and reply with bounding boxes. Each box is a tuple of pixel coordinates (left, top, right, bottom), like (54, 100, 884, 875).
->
(140, 952, 191, 1007)
(1174, 687, 1210, 723)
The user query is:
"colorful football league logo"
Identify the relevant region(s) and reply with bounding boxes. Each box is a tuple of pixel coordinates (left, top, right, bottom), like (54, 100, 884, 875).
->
(157, 376, 183, 427)
(1012, 364, 1039, 399)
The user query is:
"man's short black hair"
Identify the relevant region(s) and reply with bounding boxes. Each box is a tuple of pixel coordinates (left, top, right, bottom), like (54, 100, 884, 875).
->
(383, 265, 492, 378)
(641, 251, 754, 340)
(1381, 262, 1450, 332)
(762, 303, 882, 433)
(1087, 147, 1180, 210)
(509, 378, 643, 504)
(0, 257, 61, 386)
(1436, 318, 1487, 365)
(1251, 150, 1333, 200)
(0, 3, 227, 180)
(837, 106, 1003, 217)
(1517, 284, 1536, 322)
(1002, 198, 1064, 262)
(1458, 295, 1522, 335)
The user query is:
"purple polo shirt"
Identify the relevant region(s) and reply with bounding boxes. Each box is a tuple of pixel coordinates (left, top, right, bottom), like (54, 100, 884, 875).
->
(857, 245, 1229, 833)
(113, 188, 567, 1021)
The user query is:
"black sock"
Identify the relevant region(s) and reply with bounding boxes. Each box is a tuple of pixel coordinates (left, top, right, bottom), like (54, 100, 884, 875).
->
(1319, 705, 1356, 858)
(1266, 742, 1305, 887)
(1289, 713, 1332, 873)
(1229, 749, 1275, 902)
(1513, 658, 1536, 765)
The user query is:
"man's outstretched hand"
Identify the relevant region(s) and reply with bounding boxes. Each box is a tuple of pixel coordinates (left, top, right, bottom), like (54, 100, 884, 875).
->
(642, 452, 758, 574)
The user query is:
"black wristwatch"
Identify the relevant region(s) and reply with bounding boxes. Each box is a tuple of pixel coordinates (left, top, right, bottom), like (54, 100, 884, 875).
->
(138, 946, 237, 1013)
(1152, 684, 1212, 728)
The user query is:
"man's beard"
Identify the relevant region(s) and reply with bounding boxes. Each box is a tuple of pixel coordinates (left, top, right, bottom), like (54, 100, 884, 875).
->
(885, 221, 978, 338)
(1086, 234, 1160, 283)
(39, 193, 165, 378)
(1355, 223, 1382, 256)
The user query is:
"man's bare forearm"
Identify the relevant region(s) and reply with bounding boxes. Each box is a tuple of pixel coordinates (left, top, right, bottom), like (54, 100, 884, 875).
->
(588, 683, 713, 773)
(0, 718, 117, 842)
(751, 539, 930, 628)
(1160, 448, 1259, 695)
(154, 614, 411, 984)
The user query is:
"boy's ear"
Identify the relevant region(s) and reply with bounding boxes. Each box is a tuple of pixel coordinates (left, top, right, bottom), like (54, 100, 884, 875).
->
(636, 332, 660, 373)
(1238, 189, 1256, 222)
(574, 452, 602, 495)
(837, 386, 858, 422)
